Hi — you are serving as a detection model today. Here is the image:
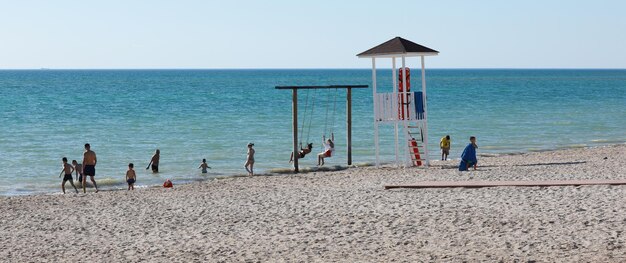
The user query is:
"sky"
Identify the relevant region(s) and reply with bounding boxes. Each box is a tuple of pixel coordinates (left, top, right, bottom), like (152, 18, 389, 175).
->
(1, 0, 625, 69)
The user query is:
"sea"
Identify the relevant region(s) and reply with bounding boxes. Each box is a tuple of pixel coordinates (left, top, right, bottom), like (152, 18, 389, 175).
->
(0, 69, 624, 195)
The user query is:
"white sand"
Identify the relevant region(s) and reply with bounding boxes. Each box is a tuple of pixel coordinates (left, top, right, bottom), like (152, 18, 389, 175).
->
(1, 144, 625, 262)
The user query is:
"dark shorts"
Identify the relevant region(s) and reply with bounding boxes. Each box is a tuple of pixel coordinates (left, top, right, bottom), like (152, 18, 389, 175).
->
(63, 174, 73, 182)
(84, 165, 95, 176)
(127, 178, 136, 184)
(151, 164, 158, 172)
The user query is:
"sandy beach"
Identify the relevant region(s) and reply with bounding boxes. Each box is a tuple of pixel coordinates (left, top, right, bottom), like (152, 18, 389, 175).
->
(1, 144, 625, 262)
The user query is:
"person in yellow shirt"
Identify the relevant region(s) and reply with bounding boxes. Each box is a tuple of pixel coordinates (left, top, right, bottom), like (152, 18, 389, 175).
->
(440, 135, 451, 161)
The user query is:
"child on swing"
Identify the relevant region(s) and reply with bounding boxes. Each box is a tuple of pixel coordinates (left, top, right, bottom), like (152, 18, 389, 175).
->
(317, 133, 334, 166)
(289, 142, 314, 163)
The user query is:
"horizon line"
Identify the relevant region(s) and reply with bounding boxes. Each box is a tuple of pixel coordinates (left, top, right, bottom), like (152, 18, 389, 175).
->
(1, 67, 626, 70)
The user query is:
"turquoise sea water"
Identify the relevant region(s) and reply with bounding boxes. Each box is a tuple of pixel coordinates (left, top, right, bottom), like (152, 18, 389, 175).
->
(0, 69, 624, 195)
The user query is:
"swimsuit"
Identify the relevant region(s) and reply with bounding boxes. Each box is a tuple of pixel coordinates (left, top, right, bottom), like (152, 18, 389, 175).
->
(151, 164, 158, 172)
(75, 164, 83, 182)
(201, 167, 208, 173)
(127, 178, 136, 184)
(63, 174, 73, 181)
(84, 165, 95, 176)
(322, 143, 334, 157)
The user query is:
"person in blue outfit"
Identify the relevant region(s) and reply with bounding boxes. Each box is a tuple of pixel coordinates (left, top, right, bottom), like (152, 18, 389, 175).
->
(459, 136, 478, 171)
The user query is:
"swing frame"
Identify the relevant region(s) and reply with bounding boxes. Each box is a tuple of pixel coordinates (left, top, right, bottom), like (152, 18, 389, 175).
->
(275, 85, 368, 173)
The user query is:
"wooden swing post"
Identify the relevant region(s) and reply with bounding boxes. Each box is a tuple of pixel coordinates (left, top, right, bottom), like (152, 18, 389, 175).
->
(275, 85, 368, 173)
(346, 87, 352, 165)
(292, 88, 299, 172)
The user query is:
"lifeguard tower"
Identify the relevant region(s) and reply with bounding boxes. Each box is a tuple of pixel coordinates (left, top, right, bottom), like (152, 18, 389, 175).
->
(357, 37, 439, 168)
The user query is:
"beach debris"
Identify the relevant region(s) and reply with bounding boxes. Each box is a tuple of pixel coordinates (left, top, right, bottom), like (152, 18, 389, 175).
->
(163, 179, 173, 188)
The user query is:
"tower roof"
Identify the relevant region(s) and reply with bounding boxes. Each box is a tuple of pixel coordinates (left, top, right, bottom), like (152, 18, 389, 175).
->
(357, 37, 439, 58)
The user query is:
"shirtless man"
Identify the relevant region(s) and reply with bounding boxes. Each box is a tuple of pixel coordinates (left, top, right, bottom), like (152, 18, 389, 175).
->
(81, 143, 99, 193)
(146, 149, 160, 173)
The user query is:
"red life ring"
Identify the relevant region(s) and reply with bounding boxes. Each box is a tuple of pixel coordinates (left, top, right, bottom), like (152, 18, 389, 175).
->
(398, 67, 411, 120)
(398, 67, 411, 91)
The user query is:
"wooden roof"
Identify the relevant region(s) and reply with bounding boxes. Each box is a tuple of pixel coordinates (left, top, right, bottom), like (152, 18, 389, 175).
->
(357, 37, 439, 58)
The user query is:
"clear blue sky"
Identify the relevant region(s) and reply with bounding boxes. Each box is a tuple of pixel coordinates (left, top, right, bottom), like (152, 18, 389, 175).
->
(1, 0, 625, 69)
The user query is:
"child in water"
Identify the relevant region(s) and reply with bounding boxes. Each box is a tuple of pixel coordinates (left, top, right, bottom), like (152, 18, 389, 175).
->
(126, 163, 136, 190)
(198, 159, 212, 173)
(59, 157, 79, 194)
(72, 160, 83, 183)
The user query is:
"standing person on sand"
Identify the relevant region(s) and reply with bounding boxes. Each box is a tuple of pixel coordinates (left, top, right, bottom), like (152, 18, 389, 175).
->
(440, 135, 451, 161)
(146, 149, 160, 173)
(126, 163, 136, 190)
(82, 143, 99, 193)
(244, 143, 255, 176)
(60, 157, 79, 194)
(459, 136, 478, 171)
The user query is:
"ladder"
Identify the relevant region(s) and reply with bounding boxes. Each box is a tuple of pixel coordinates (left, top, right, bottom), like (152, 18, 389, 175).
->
(406, 123, 425, 166)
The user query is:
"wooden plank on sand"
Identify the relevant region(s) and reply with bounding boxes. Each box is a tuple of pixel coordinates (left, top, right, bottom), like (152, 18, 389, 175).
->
(384, 179, 626, 190)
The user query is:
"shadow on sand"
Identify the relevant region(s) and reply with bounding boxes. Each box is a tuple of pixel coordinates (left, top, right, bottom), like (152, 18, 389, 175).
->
(437, 161, 587, 170)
